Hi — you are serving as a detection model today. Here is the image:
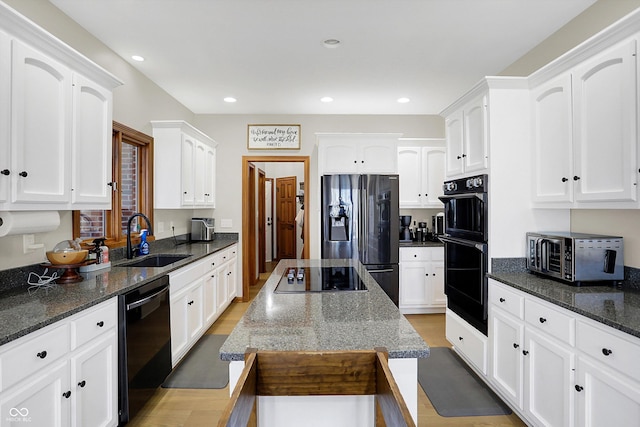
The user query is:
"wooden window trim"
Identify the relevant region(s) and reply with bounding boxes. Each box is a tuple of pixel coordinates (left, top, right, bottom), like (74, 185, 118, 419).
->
(73, 121, 154, 249)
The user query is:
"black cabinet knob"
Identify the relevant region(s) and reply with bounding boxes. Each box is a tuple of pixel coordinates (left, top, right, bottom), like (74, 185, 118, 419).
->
(561, 177, 568, 182)
(37, 351, 47, 359)
(96, 321, 104, 327)
(602, 348, 613, 356)
(499, 297, 505, 303)
(522, 350, 529, 356)
(575, 385, 583, 392)
(513, 343, 519, 349)
(188, 300, 194, 305)
(573, 176, 581, 181)
(19, 171, 28, 177)
(63, 391, 71, 398)
(539, 317, 547, 323)
(0, 169, 9, 176)
(78, 380, 86, 388)
(458, 336, 463, 341)
(456, 155, 462, 160)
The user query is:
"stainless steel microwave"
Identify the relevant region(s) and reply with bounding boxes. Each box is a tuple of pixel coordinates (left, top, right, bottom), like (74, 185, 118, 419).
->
(526, 232, 624, 284)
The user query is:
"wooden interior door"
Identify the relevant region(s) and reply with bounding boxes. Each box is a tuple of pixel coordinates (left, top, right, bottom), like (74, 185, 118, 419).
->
(258, 169, 266, 274)
(276, 176, 296, 259)
(248, 163, 257, 286)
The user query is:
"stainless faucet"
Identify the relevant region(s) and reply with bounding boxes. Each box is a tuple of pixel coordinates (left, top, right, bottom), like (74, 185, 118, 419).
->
(126, 213, 153, 259)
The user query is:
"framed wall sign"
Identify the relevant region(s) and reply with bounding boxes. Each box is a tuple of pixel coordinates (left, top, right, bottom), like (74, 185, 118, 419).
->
(247, 124, 301, 150)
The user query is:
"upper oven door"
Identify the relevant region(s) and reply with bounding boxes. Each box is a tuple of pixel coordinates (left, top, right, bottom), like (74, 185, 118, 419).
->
(438, 192, 487, 242)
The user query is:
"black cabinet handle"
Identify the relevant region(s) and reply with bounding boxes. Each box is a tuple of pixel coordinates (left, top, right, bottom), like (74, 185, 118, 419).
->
(575, 385, 583, 392)
(353, 160, 357, 163)
(96, 321, 104, 327)
(513, 343, 519, 349)
(37, 351, 47, 359)
(78, 380, 86, 388)
(602, 348, 613, 356)
(458, 336, 463, 341)
(573, 176, 581, 181)
(499, 297, 505, 303)
(0, 169, 9, 176)
(19, 171, 28, 177)
(522, 350, 529, 356)
(188, 300, 194, 305)
(456, 155, 462, 160)
(539, 317, 547, 323)
(561, 177, 568, 182)
(63, 391, 71, 398)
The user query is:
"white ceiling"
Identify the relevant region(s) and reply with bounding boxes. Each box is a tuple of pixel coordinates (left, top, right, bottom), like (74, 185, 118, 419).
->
(50, 0, 597, 115)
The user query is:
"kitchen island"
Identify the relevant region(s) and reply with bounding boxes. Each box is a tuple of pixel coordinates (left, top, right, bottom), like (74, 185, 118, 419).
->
(220, 258, 429, 426)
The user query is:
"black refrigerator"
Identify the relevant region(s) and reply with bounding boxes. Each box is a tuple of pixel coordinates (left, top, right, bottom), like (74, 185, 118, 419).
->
(321, 174, 400, 306)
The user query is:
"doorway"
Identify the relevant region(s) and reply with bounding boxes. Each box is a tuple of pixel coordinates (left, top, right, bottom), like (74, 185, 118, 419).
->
(276, 176, 297, 260)
(242, 156, 310, 302)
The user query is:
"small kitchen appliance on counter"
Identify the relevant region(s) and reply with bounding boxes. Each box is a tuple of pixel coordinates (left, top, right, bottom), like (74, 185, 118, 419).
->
(526, 232, 624, 285)
(191, 218, 215, 241)
(399, 215, 412, 242)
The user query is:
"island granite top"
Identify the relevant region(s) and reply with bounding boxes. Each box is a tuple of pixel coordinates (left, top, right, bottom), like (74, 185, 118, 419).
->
(488, 271, 640, 340)
(219, 259, 430, 362)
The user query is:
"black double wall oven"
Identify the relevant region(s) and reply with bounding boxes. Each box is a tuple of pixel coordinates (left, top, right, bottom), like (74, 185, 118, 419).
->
(439, 175, 488, 335)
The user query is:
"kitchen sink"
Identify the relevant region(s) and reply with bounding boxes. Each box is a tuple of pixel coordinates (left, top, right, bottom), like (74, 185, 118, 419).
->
(116, 254, 193, 268)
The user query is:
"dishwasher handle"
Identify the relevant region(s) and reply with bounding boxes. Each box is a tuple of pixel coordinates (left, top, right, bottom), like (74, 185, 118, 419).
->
(126, 286, 169, 311)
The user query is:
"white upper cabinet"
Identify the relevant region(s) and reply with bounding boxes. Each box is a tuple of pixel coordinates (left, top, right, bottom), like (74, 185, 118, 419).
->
(531, 32, 639, 208)
(11, 39, 72, 205)
(398, 145, 445, 208)
(444, 95, 488, 177)
(317, 134, 401, 175)
(0, 3, 121, 210)
(71, 73, 113, 208)
(152, 120, 218, 209)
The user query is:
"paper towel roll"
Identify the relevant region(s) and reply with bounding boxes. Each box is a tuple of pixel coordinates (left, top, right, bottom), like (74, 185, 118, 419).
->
(0, 211, 61, 237)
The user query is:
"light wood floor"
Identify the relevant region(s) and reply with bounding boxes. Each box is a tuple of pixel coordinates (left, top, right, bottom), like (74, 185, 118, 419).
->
(127, 265, 526, 427)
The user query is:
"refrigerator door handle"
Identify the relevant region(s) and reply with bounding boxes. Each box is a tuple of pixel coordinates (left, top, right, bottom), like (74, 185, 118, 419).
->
(367, 268, 394, 273)
(361, 181, 368, 260)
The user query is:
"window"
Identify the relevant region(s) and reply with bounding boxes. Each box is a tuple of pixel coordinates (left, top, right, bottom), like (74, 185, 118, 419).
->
(73, 121, 154, 248)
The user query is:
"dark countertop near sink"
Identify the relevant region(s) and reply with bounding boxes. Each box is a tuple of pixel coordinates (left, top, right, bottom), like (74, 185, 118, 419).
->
(219, 258, 430, 361)
(0, 236, 238, 346)
(488, 270, 640, 340)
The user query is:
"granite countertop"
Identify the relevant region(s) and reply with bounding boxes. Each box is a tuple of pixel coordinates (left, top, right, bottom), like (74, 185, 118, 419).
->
(219, 259, 430, 361)
(0, 236, 238, 346)
(488, 271, 640, 339)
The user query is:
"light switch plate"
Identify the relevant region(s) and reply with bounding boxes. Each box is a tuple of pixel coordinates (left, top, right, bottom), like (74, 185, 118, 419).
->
(220, 219, 232, 228)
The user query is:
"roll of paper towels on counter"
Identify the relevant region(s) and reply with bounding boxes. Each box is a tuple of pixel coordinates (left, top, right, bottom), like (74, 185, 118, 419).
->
(0, 211, 61, 237)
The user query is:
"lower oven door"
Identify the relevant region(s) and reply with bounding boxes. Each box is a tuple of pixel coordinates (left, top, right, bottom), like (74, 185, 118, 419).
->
(440, 235, 488, 335)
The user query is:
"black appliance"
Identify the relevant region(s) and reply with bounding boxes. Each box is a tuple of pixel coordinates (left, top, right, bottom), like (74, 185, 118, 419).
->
(321, 174, 400, 306)
(439, 174, 489, 335)
(118, 276, 172, 424)
(399, 215, 412, 242)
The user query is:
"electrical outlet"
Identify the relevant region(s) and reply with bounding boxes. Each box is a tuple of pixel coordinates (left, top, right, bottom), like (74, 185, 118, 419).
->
(22, 234, 43, 254)
(221, 219, 232, 228)
(157, 222, 165, 233)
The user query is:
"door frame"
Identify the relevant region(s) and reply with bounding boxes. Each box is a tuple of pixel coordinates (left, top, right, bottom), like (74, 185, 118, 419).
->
(258, 168, 266, 274)
(242, 156, 310, 302)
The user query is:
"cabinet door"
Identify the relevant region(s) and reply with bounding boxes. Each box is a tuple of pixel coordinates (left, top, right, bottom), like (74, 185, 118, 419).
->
(170, 290, 189, 364)
(71, 332, 117, 427)
(463, 96, 488, 173)
(71, 74, 113, 208)
(319, 140, 358, 174)
(422, 147, 445, 207)
(180, 134, 196, 206)
(226, 259, 237, 300)
(187, 283, 204, 342)
(490, 308, 524, 409)
(524, 327, 575, 427)
(398, 147, 422, 207)
(204, 144, 216, 207)
(428, 261, 446, 307)
(399, 262, 429, 307)
(575, 356, 640, 427)
(0, 361, 70, 426)
(203, 270, 217, 325)
(0, 30, 10, 203)
(216, 264, 228, 314)
(572, 37, 637, 203)
(445, 111, 464, 177)
(531, 74, 574, 203)
(193, 140, 207, 206)
(359, 141, 397, 173)
(11, 39, 71, 204)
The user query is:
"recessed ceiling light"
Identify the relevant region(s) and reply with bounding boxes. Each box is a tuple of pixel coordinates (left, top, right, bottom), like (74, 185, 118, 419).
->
(397, 97, 411, 103)
(320, 97, 334, 103)
(131, 55, 145, 62)
(323, 39, 341, 48)
(224, 97, 237, 103)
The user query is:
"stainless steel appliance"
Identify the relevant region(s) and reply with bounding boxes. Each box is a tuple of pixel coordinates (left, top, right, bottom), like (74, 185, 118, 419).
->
(118, 276, 172, 424)
(526, 232, 624, 284)
(438, 174, 489, 335)
(191, 217, 215, 241)
(432, 213, 444, 237)
(274, 266, 368, 293)
(321, 174, 399, 306)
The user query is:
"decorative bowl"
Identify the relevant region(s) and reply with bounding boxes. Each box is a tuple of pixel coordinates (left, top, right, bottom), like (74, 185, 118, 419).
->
(46, 249, 88, 265)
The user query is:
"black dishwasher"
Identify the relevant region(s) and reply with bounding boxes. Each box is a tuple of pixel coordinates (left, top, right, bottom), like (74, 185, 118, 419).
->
(118, 275, 172, 425)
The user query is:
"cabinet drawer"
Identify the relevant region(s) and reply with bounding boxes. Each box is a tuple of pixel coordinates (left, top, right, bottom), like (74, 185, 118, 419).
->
(577, 320, 640, 382)
(71, 298, 117, 349)
(525, 298, 575, 345)
(489, 281, 524, 319)
(0, 323, 70, 391)
(201, 253, 217, 273)
(430, 247, 444, 262)
(400, 247, 430, 262)
(226, 245, 238, 260)
(446, 310, 487, 375)
(170, 258, 206, 291)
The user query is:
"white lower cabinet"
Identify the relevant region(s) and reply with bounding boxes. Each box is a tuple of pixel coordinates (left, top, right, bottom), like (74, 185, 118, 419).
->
(169, 244, 238, 366)
(488, 278, 640, 427)
(0, 297, 117, 426)
(399, 247, 445, 314)
(446, 309, 487, 375)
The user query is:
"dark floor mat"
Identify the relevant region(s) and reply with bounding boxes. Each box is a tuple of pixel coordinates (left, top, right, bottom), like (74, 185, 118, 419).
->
(162, 334, 229, 389)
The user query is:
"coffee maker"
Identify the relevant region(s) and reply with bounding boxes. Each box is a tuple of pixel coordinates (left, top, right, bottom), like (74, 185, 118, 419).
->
(399, 216, 412, 241)
(416, 221, 428, 242)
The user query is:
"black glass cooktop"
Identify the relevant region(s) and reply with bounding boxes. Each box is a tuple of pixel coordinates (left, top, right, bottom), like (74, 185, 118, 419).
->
(274, 267, 368, 293)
